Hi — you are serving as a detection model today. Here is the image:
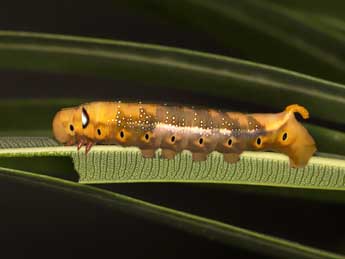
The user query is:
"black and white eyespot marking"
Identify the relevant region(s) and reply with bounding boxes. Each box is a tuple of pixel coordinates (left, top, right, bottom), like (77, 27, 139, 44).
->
(82, 107, 89, 129)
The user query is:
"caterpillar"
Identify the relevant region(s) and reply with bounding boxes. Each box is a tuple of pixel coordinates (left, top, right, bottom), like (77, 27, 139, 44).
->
(52, 102, 316, 168)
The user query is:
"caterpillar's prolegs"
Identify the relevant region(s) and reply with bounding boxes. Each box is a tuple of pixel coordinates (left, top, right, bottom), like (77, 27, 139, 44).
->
(161, 149, 177, 159)
(192, 152, 208, 161)
(141, 149, 156, 158)
(223, 153, 241, 163)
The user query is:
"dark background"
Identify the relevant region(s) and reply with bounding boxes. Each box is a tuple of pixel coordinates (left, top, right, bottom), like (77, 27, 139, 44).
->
(0, 1, 233, 101)
(0, 1, 344, 258)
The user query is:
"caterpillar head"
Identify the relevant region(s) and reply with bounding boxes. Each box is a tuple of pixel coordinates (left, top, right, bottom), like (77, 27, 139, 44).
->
(52, 107, 78, 144)
(272, 105, 316, 168)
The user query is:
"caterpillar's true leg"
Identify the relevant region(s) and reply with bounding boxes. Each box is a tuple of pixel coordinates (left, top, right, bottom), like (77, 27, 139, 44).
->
(85, 141, 94, 154)
(77, 138, 87, 150)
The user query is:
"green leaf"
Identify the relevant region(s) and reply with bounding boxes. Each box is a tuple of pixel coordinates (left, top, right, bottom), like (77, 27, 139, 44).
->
(0, 136, 58, 148)
(0, 165, 343, 259)
(130, 0, 345, 83)
(0, 99, 86, 133)
(0, 31, 344, 127)
(1, 143, 344, 192)
(304, 124, 345, 155)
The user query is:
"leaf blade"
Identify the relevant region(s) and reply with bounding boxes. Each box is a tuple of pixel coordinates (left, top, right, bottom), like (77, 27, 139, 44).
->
(0, 145, 344, 193)
(0, 165, 343, 259)
(133, 0, 345, 83)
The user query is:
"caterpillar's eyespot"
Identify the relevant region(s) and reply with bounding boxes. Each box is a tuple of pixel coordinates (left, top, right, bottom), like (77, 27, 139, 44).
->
(120, 130, 125, 138)
(81, 107, 89, 129)
(171, 136, 176, 143)
(145, 133, 150, 140)
(282, 132, 288, 141)
(199, 138, 204, 145)
(227, 138, 232, 146)
(256, 137, 262, 146)
(69, 124, 74, 132)
(97, 129, 101, 136)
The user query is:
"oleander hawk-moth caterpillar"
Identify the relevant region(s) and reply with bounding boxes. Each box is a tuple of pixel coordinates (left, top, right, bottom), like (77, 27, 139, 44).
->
(52, 102, 316, 168)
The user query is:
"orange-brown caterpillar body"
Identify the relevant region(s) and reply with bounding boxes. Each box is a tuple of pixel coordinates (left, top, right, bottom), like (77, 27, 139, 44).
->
(52, 102, 316, 168)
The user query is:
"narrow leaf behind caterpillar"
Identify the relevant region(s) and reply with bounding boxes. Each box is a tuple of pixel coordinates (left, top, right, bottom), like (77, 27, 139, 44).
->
(52, 102, 316, 168)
